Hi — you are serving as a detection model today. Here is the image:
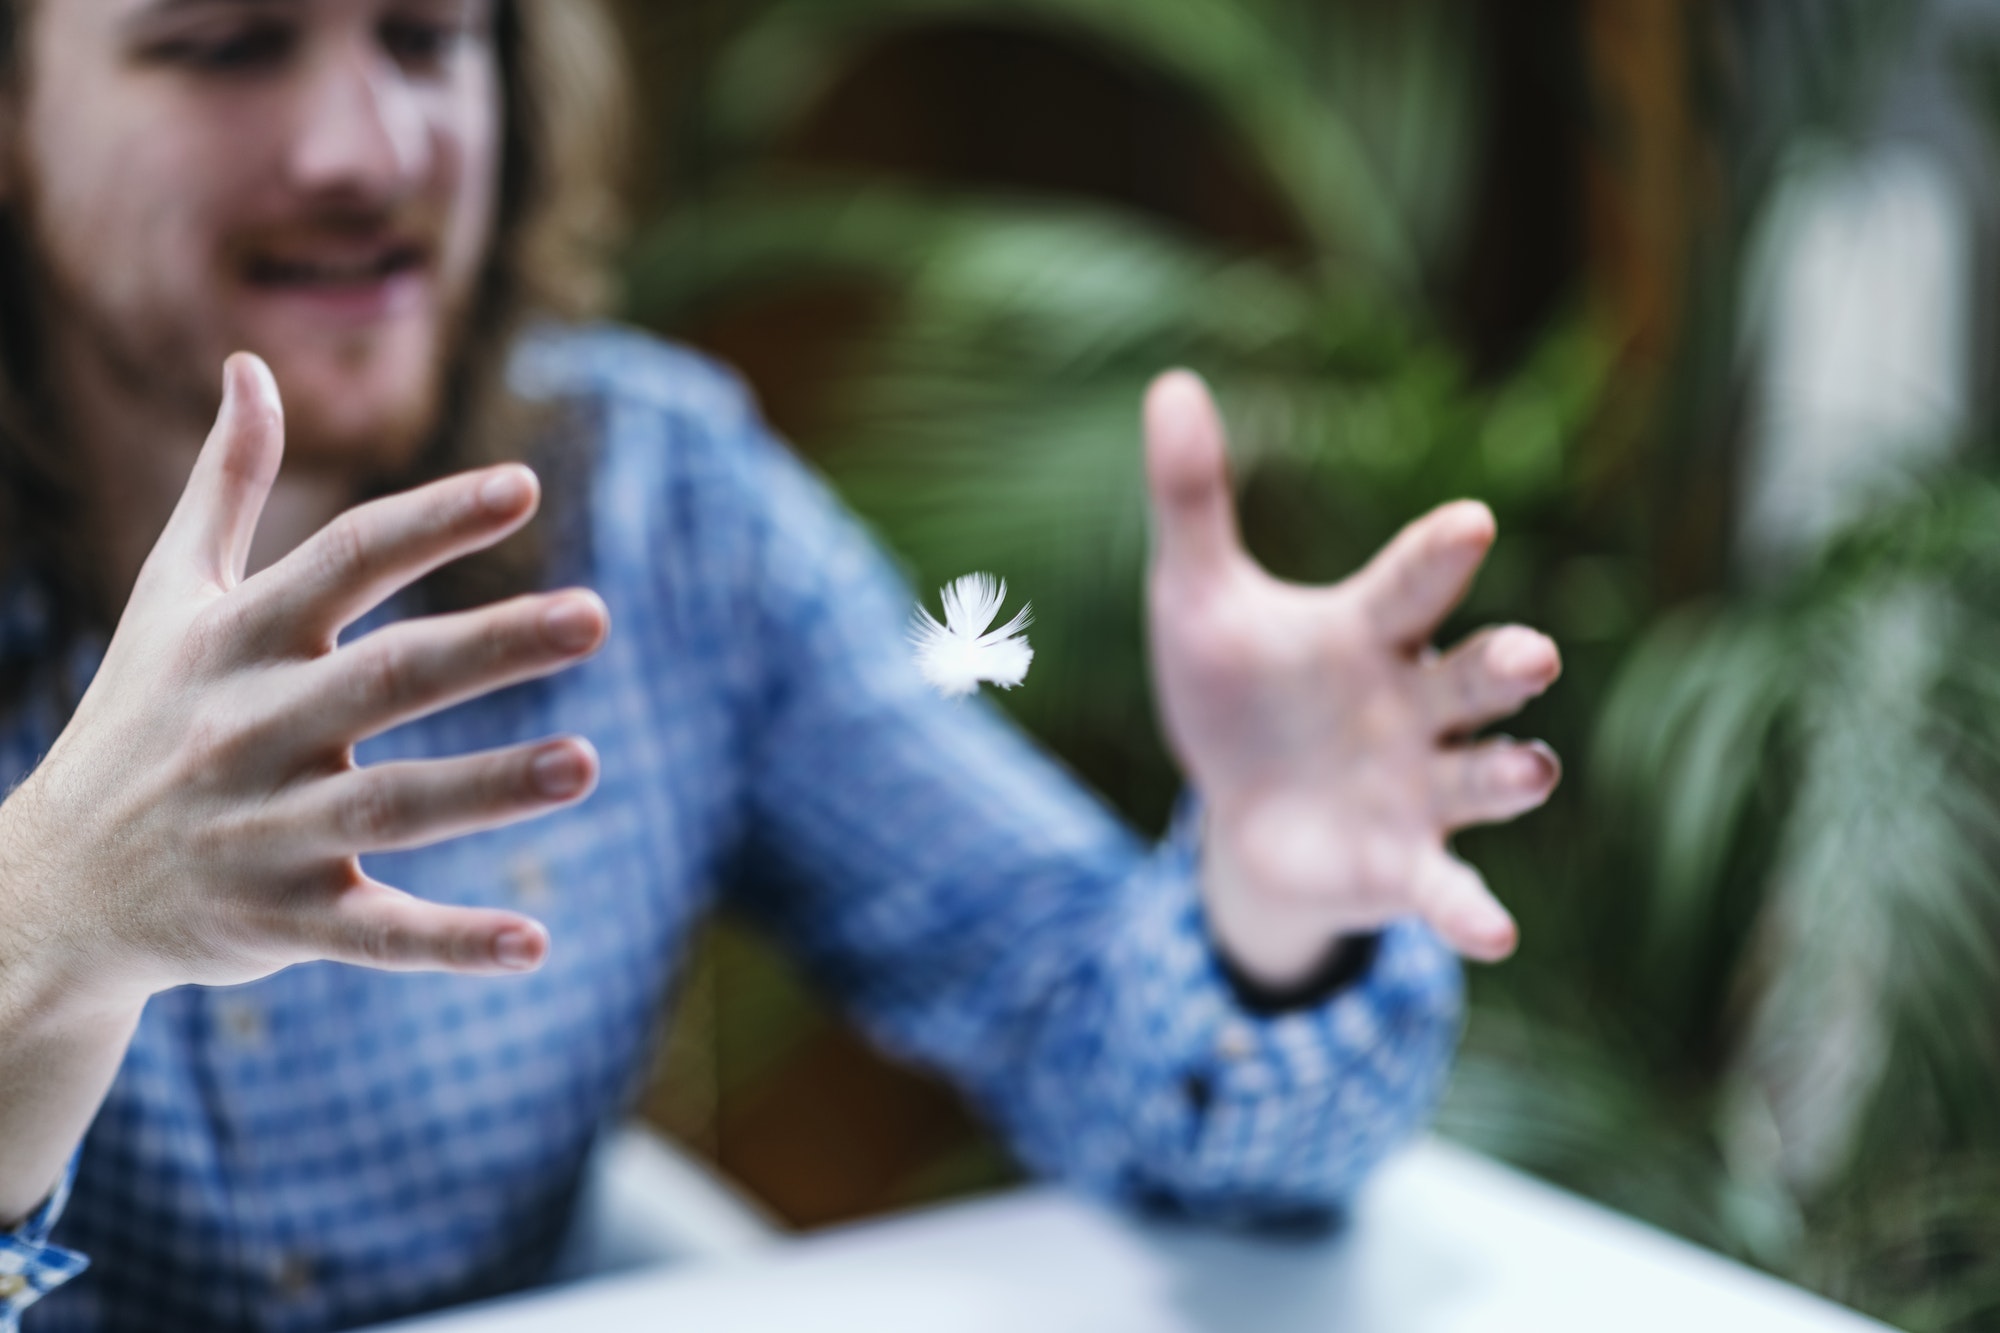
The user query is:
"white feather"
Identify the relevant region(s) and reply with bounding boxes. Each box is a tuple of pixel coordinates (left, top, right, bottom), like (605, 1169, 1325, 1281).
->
(909, 573, 1034, 697)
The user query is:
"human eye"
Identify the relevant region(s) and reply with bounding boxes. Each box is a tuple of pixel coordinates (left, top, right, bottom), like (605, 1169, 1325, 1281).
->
(143, 18, 298, 74)
(379, 8, 479, 77)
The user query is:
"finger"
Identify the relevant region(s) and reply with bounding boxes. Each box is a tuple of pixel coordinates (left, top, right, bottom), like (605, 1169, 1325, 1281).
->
(239, 464, 540, 650)
(1411, 848, 1517, 962)
(158, 353, 286, 588)
(1354, 501, 1496, 650)
(1422, 625, 1562, 737)
(313, 876, 551, 974)
(310, 737, 598, 854)
(298, 589, 609, 746)
(1144, 369, 1243, 583)
(1433, 738, 1561, 828)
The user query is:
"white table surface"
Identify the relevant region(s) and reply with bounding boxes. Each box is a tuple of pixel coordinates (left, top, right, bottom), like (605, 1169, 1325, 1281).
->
(367, 1138, 1898, 1332)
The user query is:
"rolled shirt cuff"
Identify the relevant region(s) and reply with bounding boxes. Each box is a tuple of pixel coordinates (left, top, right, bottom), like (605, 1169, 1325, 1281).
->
(0, 1150, 89, 1328)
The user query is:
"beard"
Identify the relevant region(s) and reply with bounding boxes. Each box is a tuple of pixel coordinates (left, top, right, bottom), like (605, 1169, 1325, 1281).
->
(24, 202, 474, 486)
(45, 281, 462, 483)
(251, 323, 460, 479)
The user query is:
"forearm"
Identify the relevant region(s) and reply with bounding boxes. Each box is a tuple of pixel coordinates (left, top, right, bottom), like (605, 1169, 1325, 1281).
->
(0, 980, 139, 1216)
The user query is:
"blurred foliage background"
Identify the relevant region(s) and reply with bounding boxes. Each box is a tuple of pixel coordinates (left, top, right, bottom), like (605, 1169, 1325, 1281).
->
(598, 0, 2000, 1325)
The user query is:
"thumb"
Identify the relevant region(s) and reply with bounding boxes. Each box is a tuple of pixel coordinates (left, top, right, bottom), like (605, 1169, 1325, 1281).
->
(1144, 369, 1242, 582)
(162, 353, 285, 588)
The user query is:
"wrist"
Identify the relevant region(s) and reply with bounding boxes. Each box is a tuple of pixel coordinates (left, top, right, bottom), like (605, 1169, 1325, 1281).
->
(1215, 931, 1381, 1015)
(1198, 810, 1380, 991)
(0, 785, 153, 1026)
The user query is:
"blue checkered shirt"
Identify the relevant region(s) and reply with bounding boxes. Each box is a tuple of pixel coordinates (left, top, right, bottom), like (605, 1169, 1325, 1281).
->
(1, 326, 1461, 1331)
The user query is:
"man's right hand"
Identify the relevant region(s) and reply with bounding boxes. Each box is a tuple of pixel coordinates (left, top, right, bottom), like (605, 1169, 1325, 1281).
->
(0, 352, 608, 1015)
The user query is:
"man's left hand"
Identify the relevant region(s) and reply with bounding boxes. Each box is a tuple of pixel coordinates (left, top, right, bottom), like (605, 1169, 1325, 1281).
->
(1142, 371, 1561, 988)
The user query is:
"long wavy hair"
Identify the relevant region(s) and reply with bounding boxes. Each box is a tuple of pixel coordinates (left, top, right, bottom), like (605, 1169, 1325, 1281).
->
(0, 0, 630, 644)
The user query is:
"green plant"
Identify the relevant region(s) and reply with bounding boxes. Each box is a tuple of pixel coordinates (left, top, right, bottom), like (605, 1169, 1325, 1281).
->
(621, 0, 2000, 1324)
(1579, 476, 2000, 1322)
(627, 0, 1608, 820)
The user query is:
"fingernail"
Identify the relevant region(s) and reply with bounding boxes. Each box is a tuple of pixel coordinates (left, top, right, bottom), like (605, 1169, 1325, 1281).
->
(479, 467, 533, 515)
(542, 597, 603, 652)
(495, 926, 546, 971)
(531, 743, 590, 797)
(1520, 742, 1561, 787)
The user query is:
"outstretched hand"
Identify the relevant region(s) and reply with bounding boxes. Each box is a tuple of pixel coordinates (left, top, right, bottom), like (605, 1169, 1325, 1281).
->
(0, 354, 609, 1012)
(1143, 371, 1560, 987)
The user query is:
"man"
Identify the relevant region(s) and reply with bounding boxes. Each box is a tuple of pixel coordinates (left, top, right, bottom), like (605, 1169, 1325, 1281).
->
(0, 0, 1563, 1329)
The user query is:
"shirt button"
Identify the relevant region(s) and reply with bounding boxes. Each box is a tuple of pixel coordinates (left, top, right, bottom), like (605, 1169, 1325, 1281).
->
(1215, 1020, 1258, 1062)
(218, 999, 267, 1049)
(0, 1273, 26, 1301)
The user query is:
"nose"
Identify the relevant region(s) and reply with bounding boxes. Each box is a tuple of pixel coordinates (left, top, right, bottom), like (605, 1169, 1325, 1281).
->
(287, 45, 430, 202)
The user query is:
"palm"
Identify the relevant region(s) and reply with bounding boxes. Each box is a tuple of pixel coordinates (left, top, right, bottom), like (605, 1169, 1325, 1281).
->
(1142, 372, 1560, 981)
(1155, 572, 1436, 884)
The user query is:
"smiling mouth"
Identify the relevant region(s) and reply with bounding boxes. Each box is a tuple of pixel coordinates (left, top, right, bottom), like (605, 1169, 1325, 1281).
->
(243, 242, 429, 289)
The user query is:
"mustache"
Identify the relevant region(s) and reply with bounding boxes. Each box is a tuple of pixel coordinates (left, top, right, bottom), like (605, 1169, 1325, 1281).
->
(225, 206, 445, 258)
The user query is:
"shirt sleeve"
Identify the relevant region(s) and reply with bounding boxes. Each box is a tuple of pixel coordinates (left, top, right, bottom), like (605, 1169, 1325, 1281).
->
(0, 1152, 88, 1329)
(712, 406, 1462, 1226)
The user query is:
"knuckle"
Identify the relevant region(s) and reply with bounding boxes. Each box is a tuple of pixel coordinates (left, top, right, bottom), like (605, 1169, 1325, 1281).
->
(180, 596, 252, 667)
(1445, 646, 1486, 709)
(445, 926, 487, 969)
(179, 709, 250, 776)
(317, 513, 374, 588)
(354, 638, 413, 712)
(237, 396, 285, 444)
(1356, 692, 1415, 749)
(452, 474, 498, 527)
(1468, 762, 1504, 814)
(338, 778, 405, 845)
(495, 752, 536, 805)
(349, 906, 467, 971)
(480, 607, 525, 667)
(411, 479, 488, 545)
(181, 809, 243, 869)
(347, 913, 409, 967)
